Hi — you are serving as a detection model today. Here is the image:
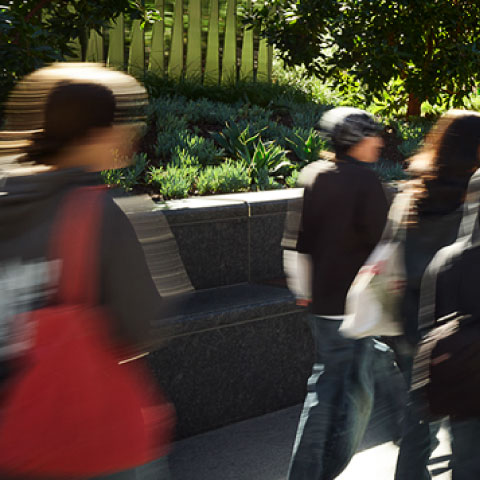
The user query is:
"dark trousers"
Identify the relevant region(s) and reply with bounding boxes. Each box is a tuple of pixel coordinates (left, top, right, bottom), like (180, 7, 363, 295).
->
(288, 315, 375, 480)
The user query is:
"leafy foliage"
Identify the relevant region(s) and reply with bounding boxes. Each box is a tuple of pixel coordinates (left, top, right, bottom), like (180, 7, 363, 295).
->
(255, 169, 283, 191)
(175, 134, 222, 166)
(197, 161, 250, 195)
(244, 140, 291, 185)
(286, 130, 326, 167)
(393, 120, 432, 159)
(0, 1, 143, 107)
(101, 153, 148, 192)
(211, 123, 263, 163)
(149, 164, 197, 200)
(143, 72, 311, 108)
(372, 163, 409, 183)
(285, 169, 300, 188)
(249, 0, 480, 116)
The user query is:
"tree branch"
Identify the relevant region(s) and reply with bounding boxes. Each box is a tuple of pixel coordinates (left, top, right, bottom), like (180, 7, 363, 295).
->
(25, 0, 56, 23)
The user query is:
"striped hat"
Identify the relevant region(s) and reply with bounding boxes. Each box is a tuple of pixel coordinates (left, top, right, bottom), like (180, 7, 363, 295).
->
(319, 107, 381, 150)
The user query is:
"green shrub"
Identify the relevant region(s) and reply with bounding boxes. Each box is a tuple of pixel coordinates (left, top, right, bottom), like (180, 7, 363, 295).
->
(261, 122, 295, 147)
(149, 164, 197, 199)
(393, 120, 432, 159)
(197, 161, 250, 195)
(398, 137, 422, 160)
(246, 140, 292, 183)
(286, 170, 300, 188)
(286, 129, 326, 166)
(372, 163, 409, 183)
(147, 97, 187, 125)
(159, 112, 189, 132)
(237, 103, 272, 124)
(464, 92, 480, 112)
(273, 61, 367, 110)
(170, 147, 200, 168)
(154, 130, 185, 159)
(101, 153, 148, 192)
(176, 133, 222, 166)
(291, 110, 319, 130)
(152, 111, 192, 160)
(255, 169, 284, 191)
(143, 71, 311, 107)
(184, 98, 238, 125)
(212, 122, 263, 162)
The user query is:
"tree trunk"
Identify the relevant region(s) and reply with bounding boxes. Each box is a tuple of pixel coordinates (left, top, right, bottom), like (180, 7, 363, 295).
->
(79, 29, 88, 62)
(407, 93, 422, 117)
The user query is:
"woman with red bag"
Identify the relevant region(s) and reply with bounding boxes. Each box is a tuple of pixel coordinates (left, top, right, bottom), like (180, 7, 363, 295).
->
(0, 64, 174, 479)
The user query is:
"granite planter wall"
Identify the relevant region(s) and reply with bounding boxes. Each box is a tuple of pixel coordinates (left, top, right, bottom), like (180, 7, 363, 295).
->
(152, 188, 304, 289)
(116, 189, 312, 439)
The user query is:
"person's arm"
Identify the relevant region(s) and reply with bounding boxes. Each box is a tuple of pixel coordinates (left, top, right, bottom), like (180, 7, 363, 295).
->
(100, 197, 172, 355)
(283, 250, 312, 304)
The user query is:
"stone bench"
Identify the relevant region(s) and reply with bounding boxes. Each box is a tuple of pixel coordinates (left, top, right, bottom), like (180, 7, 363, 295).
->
(115, 190, 312, 438)
(148, 284, 310, 438)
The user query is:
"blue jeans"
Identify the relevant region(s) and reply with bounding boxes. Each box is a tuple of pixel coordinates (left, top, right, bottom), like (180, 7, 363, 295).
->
(90, 457, 171, 480)
(288, 315, 375, 480)
(394, 352, 441, 480)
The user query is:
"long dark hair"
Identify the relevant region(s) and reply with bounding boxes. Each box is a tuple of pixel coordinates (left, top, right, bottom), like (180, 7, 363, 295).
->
(25, 82, 116, 165)
(407, 110, 480, 219)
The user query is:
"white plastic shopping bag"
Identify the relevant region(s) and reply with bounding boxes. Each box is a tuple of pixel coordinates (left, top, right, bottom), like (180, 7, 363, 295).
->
(341, 192, 412, 339)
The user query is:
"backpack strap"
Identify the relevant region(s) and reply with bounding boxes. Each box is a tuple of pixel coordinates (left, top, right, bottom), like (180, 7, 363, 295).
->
(49, 186, 106, 306)
(379, 189, 413, 244)
(458, 168, 480, 246)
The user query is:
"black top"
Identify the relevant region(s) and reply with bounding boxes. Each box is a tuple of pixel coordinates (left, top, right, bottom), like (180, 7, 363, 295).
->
(284, 155, 389, 315)
(401, 207, 463, 345)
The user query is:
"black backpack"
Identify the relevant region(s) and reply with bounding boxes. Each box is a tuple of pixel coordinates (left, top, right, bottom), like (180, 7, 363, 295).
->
(411, 169, 480, 419)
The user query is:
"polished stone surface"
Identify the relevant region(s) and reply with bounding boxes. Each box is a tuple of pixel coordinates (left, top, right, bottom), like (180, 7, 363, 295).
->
(148, 285, 311, 439)
(154, 190, 304, 289)
(249, 213, 287, 282)
(155, 199, 247, 225)
(169, 215, 249, 289)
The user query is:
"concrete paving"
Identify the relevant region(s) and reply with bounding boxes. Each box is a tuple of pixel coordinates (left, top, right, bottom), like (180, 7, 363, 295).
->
(169, 405, 452, 480)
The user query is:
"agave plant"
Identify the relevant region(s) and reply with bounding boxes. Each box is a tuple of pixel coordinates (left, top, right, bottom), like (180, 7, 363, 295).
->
(211, 122, 264, 162)
(239, 139, 293, 188)
(286, 129, 326, 167)
(101, 153, 149, 192)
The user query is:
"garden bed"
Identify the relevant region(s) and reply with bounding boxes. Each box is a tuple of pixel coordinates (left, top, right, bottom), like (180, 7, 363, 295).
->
(103, 75, 434, 200)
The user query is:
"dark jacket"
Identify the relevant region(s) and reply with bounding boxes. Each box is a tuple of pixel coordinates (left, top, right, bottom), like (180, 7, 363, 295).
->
(284, 155, 388, 315)
(401, 202, 463, 345)
(0, 168, 167, 386)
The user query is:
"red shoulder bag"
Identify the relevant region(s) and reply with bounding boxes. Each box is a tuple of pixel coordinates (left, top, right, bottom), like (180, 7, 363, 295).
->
(0, 187, 174, 478)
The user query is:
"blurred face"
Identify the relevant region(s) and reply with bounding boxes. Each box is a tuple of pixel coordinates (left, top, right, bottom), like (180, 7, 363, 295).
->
(102, 124, 144, 168)
(347, 135, 384, 164)
(71, 123, 143, 172)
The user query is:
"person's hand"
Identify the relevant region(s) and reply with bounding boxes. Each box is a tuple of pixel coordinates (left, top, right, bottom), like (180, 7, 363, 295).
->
(296, 298, 311, 307)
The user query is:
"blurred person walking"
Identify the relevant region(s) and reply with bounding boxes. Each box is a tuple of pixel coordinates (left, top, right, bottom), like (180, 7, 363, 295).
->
(283, 107, 389, 480)
(0, 64, 174, 480)
(391, 110, 480, 480)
